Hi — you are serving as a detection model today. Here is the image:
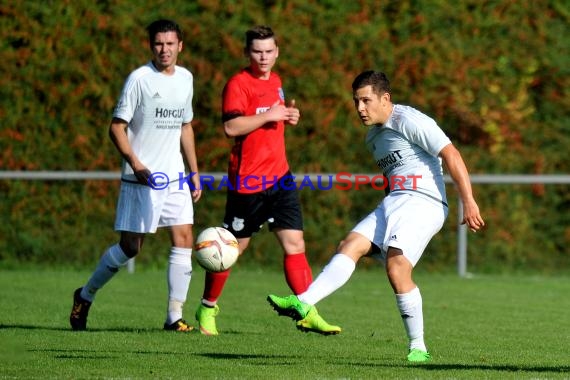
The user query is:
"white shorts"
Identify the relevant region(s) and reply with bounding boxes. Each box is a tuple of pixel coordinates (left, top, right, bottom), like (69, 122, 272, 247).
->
(351, 193, 448, 267)
(114, 181, 194, 233)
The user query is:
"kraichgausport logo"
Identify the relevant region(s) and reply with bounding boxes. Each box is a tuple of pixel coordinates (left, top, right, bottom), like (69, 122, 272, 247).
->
(145, 172, 423, 192)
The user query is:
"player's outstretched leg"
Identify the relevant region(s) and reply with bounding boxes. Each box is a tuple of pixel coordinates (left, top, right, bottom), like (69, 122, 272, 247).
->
(407, 348, 431, 363)
(195, 304, 220, 336)
(69, 288, 92, 331)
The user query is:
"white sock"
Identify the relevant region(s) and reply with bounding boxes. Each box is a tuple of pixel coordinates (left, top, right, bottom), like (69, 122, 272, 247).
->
(396, 287, 427, 352)
(298, 253, 356, 305)
(166, 247, 192, 324)
(81, 244, 130, 302)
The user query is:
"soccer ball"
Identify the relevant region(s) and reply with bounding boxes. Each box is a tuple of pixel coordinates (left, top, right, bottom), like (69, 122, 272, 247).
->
(194, 227, 239, 272)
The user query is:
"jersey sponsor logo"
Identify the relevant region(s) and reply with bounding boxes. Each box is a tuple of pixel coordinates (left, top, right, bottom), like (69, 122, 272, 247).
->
(376, 150, 403, 169)
(256, 106, 270, 114)
(155, 123, 181, 130)
(155, 107, 184, 118)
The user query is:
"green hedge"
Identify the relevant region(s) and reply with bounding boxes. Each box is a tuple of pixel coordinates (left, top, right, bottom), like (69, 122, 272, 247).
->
(1, 1, 568, 273)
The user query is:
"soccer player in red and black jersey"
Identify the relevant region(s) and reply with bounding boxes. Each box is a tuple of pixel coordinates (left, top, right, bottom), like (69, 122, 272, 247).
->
(194, 25, 334, 335)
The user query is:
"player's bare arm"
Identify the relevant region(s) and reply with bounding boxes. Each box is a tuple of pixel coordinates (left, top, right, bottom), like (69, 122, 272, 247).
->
(108, 118, 150, 185)
(181, 121, 202, 202)
(439, 143, 485, 232)
(223, 100, 293, 137)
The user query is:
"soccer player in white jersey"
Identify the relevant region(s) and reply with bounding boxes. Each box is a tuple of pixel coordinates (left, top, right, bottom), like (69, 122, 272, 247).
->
(268, 70, 484, 362)
(69, 19, 202, 332)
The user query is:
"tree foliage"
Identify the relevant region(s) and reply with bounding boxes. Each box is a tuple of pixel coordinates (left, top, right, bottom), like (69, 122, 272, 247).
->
(1, 1, 568, 272)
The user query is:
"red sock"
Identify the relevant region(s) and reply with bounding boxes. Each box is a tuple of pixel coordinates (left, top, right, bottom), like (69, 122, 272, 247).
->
(202, 269, 231, 304)
(284, 253, 313, 294)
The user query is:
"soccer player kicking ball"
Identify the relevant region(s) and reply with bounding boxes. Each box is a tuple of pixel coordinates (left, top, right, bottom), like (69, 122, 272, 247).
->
(268, 70, 485, 362)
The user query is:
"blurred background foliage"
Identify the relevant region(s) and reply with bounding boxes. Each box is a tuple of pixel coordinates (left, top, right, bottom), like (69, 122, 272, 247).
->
(1, 0, 568, 273)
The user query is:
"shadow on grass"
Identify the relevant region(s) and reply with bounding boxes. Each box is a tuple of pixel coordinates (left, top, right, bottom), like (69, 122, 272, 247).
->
(0, 323, 261, 335)
(340, 361, 570, 374)
(0, 323, 158, 333)
(198, 353, 570, 374)
(34, 348, 181, 354)
(419, 363, 570, 374)
(194, 352, 303, 367)
(196, 352, 297, 360)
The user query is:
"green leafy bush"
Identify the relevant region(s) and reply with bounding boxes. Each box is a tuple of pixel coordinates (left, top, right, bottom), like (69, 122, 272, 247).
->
(1, 1, 568, 272)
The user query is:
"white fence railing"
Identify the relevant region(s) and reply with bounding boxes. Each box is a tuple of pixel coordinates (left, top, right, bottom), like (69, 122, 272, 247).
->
(2, 171, 569, 276)
(449, 174, 570, 277)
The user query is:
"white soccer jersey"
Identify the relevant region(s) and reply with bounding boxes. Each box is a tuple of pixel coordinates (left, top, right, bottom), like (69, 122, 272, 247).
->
(365, 104, 451, 206)
(113, 62, 194, 182)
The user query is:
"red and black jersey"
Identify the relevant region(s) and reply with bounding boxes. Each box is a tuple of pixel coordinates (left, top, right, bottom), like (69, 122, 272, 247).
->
(222, 68, 289, 194)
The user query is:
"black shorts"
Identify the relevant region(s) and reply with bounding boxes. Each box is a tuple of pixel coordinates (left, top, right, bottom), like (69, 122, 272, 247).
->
(222, 173, 303, 238)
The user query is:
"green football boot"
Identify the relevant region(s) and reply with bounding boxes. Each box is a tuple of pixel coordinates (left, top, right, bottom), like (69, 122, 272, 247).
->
(267, 294, 312, 321)
(407, 348, 431, 363)
(195, 304, 220, 336)
(296, 306, 341, 335)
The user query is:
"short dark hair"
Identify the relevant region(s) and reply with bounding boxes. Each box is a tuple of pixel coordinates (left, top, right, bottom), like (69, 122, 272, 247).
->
(245, 25, 276, 51)
(352, 71, 391, 95)
(146, 19, 183, 45)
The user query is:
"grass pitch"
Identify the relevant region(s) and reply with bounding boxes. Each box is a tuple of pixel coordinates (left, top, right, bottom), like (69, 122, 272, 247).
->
(1, 265, 569, 379)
